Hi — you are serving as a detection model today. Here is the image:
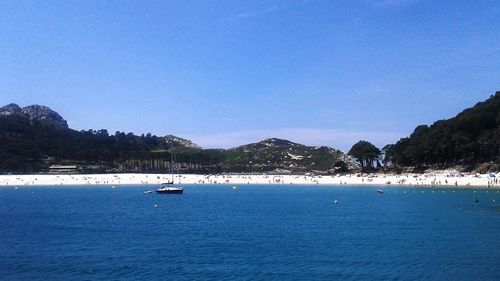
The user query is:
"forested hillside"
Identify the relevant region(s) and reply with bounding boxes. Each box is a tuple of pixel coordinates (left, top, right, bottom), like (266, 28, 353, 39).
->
(4, 91, 499, 175)
(384, 92, 500, 171)
(0, 104, 353, 174)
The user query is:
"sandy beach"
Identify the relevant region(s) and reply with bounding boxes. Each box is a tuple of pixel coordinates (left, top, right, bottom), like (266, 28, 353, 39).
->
(0, 171, 499, 188)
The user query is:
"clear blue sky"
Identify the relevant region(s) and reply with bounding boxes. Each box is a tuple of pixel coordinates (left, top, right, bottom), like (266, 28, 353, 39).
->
(1, 0, 499, 151)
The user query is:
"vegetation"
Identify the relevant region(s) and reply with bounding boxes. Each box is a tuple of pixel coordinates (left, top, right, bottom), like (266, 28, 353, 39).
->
(3, 91, 499, 174)
(0, 114, 223, 173)
(384, 92, 500, 170)
(348, 140, 381, 170)
(0, 114, 354, 174)
(222, 138, 355, 173)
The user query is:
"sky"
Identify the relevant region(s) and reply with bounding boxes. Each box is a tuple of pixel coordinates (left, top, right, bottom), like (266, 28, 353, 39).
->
(1, 0, 499, 151)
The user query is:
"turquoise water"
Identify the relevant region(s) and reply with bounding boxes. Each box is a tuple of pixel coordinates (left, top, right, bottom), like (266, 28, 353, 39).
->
(1, 185, 499, 280)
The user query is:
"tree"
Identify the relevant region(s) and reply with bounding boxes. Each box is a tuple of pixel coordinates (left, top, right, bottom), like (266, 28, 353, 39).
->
(387, 92, 500, 168)
(348, 140, 381, 170)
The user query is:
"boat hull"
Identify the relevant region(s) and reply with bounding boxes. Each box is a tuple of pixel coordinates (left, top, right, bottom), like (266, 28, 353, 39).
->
(155, 189, 183, 194)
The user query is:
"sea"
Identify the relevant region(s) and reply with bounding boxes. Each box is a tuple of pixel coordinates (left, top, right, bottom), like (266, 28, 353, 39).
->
(1, 184, 499, 281)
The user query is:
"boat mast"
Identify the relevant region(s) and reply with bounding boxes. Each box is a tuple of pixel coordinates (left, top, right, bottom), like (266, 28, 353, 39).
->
(170, 144, 174, 184)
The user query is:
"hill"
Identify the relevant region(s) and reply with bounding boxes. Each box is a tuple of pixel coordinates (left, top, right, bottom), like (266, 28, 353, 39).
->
(0, 104, 355, 174)
(385, 91, 500, 171)
(222, 138, 357, 173)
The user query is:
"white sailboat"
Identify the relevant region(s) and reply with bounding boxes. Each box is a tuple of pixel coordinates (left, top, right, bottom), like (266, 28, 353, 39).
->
(156, 145, 183, 194)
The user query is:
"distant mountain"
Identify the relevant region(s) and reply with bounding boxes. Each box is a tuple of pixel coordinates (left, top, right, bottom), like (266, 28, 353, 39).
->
(0, 103, 68, 128)
(385, 91, 500, 171)
(230, 138, 302, 152)
(164, 135, 201, 149)
(0, 103, 353, 174)
(222, 138, 358, 173)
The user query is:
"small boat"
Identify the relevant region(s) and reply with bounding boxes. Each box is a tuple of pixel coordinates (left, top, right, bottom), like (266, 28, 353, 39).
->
(156, 183, 183, 194)
(156, 144, 183, 195)
(377, 189, 384, 193)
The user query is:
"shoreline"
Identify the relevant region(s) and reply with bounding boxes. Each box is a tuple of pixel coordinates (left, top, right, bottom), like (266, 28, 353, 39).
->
(0, 172, 499, 189)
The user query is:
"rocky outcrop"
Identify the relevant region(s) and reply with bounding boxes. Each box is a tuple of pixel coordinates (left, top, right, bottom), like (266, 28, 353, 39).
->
(0, 103, 23, 116)
(164, 135, 201, 149)
(0, 103, 68, 128)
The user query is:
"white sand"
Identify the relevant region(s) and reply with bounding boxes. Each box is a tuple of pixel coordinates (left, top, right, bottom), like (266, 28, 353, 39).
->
(0, 171, 499, 188)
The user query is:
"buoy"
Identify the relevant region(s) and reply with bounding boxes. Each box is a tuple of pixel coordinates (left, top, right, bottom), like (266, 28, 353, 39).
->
(15, 186, 19, 190)
(333, 200, 339, 204)
(232, 186, 237, 191)
(154, 204, 159, 208)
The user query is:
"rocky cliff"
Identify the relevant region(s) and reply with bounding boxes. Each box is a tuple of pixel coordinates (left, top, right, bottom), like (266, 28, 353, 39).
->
(0, 103, 68, 128)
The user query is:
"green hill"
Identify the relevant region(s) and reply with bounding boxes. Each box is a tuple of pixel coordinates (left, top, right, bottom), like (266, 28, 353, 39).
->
(385, 91, 500, 171)
(222, 138, 357, 173)
(0, 104, 354, 174)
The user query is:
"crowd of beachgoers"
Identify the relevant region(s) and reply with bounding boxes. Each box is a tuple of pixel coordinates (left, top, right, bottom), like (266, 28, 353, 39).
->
(0, 171, 499, 188)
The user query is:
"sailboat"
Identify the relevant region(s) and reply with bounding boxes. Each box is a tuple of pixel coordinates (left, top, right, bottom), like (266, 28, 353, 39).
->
(156, 145, 183, 194)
